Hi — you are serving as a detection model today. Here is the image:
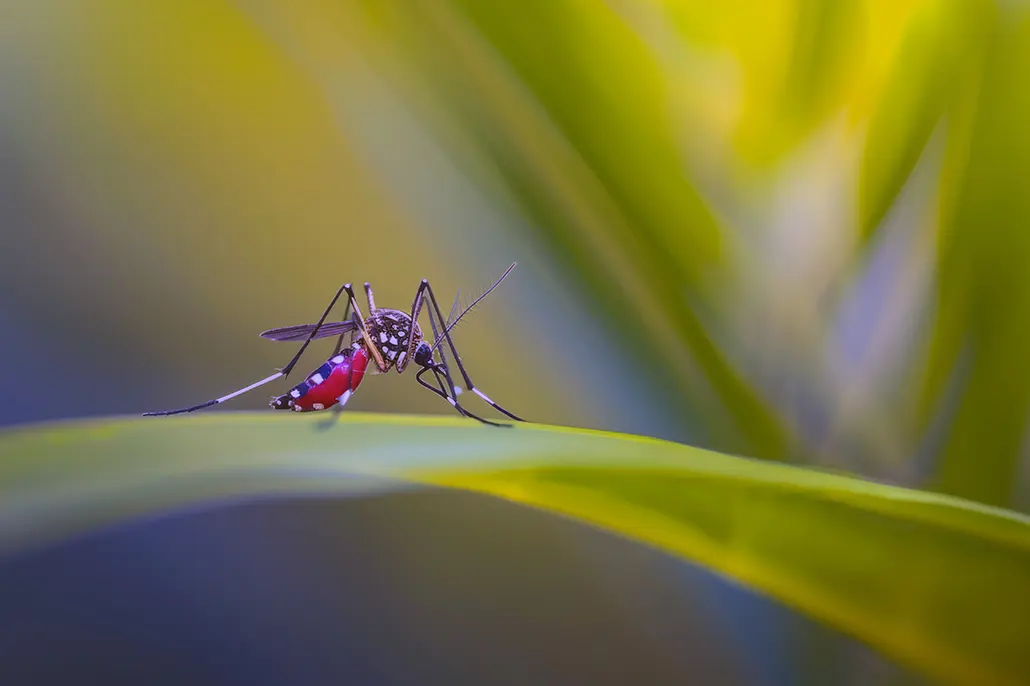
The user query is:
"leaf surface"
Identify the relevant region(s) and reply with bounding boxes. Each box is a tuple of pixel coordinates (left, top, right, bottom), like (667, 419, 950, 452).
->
(0, 414, 1027, 685)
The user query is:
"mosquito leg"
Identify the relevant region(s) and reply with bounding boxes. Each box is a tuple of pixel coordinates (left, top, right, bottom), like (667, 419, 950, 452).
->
(331, 298, 354, 357)
(433, 366, 508, 426)
(415, 365, 451, 403)
(415, 309, 477, 418)
(430, 367, 451, 400)
(403, 288, 460, 372)
(416, 315, 451, 401)
(414, 366, 505, 426)
(395, 282, 427, 373)
(427, 304, 480, 409)
(425, 296, 453, 385)
(143, 372, 285, 416)
(417, 306, 506, 426)
(278, 282, 353, 378)
(148, 280, 355, 416)
(344, 284, 387, 371)
(422, 280, 523, 421)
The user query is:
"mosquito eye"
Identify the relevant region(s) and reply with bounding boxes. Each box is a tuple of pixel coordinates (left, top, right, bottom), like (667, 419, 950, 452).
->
(414, 342, 433, 366)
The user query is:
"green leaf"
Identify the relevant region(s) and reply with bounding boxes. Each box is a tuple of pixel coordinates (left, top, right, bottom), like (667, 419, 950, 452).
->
(1, 415, 1027, 685)
(758, 0, 866, 163)
(858, 0, 991, 241)
(922, 12, 1030, 506)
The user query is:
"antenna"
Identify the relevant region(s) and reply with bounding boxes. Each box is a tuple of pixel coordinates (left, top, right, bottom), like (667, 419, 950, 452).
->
(430, 262, 516, 354)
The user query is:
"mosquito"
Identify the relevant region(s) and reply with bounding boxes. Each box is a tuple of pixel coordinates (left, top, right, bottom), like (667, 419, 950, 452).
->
(143, 263, 523, 426)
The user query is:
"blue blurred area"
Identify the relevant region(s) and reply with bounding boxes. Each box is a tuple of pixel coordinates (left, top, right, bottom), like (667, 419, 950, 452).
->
(0, 307, 152, 427)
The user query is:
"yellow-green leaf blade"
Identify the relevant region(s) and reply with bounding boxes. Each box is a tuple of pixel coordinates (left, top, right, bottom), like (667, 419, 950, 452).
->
(1, 414, 1027, 686)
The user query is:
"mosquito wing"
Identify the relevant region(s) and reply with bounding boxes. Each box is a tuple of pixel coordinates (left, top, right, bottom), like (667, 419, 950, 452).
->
(258, 321, 358, 342)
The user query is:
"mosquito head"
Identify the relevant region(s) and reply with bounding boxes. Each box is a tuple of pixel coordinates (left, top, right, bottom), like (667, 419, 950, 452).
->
(414, 341, 434, 368)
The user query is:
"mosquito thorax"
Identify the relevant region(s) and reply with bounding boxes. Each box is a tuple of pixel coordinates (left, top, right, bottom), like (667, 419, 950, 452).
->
(364, 308, 422, 368)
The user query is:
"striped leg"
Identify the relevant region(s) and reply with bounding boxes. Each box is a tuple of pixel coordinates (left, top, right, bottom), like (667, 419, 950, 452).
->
(279, 282, 352, 378)
(143, 372, 287, 416)
(344, 284, 387, 371)
(416, 301, 510, 426)
(146, 281, 354, 416)
(331, 298, 354, 357)
(415, 366, 506, 427)
(421, 278, 523, 422)
(395, 281, 427, 374)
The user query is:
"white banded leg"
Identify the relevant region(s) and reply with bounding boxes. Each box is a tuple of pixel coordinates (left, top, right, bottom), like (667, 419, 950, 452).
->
(421, 279, 523, 421)
(414, 306, 508, 426)
(147, 279, 357, 416)
(143, 372, 284, 416)
(414, 365, 505, 427)
(343, 284, 387, 371)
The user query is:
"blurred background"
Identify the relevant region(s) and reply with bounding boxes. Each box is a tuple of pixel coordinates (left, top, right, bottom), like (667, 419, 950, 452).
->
(2, 0, 1028, 683)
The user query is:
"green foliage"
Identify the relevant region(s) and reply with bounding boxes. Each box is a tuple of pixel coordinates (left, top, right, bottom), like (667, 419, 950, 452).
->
(366, 0, 793, 460)
(922, 13, 1030, 506)
(858, 0, 991, 240)
(367, 0, 1030, 506)
(2, 415, 1028, 685)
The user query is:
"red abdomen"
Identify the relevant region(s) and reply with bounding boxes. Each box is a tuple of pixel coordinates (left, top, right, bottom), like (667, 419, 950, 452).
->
(271, 346, 369, 412)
